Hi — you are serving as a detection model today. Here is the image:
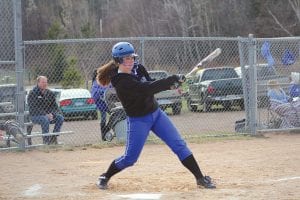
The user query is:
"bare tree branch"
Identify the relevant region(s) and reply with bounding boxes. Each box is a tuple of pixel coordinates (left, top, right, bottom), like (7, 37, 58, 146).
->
(267, 8, 294, 36)
(288, 0, 300, 22)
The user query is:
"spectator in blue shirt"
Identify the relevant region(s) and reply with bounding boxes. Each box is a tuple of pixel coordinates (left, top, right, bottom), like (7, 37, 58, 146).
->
(289, 73, 300, 98)
(267, 80, 290, 103)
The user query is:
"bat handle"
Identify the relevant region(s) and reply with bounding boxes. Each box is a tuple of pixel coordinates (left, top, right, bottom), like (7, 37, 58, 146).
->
(200, 60, 207, 66)
(186, 65, 201, 78)
(178, 74, 186, 82)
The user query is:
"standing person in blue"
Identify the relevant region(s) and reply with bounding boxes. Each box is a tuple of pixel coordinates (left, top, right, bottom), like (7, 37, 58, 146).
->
(27, 76, 64, 145)
(289, 73, 300, 98)
(290, 83, 300, 98)
(95, 42, 216, 189)
(91, 70, 111, 140)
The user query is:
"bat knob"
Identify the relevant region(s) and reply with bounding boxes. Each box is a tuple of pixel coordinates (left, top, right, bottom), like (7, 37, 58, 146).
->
(178, 74, 186, 82)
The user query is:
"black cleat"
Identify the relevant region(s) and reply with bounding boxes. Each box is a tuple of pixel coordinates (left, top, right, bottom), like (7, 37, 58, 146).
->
(96, 173, 109, 190)
(197, 176, 216, 189)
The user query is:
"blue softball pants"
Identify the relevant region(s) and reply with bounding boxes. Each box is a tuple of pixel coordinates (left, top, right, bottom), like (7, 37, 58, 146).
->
(115, 108, 192, 170)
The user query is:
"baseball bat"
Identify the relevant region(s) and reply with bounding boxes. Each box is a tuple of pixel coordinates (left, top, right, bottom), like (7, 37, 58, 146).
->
(186, 48, 222, 78)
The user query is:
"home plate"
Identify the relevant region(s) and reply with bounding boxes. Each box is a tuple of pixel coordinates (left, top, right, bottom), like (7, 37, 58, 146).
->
(23, 184, 42, 197)
(117, 193, 162, 199)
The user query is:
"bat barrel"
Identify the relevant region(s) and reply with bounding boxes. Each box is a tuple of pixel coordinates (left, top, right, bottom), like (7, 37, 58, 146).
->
(185, 48, 222, 78)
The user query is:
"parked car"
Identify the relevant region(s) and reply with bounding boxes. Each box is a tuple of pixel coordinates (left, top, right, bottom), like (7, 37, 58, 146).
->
(148, 70, 183, 115)
(187, 67, 244, 112)
(52, 88, 98, 120)
(235, 64, 290, 107)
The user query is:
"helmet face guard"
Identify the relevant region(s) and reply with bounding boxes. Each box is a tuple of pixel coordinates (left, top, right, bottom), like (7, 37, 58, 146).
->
(112, 42, 138, 64)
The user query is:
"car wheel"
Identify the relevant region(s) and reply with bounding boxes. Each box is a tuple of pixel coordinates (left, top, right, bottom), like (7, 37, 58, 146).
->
(159, 105, 166, 111)
(258, 96, 269, 108)
(187, 99, 197, 112)
(240, 101, 245, 110)
(222, 102, 232, 111)
(202, 101, 211, 112)
(1, 97, 15, 113)
(91, 111, 98, 120)
(172, 103, 182, 115)
(62, 113, 71, 121)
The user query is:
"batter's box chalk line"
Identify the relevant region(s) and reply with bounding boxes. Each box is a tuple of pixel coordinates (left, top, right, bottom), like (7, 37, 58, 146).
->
(271, 176, 300, 182)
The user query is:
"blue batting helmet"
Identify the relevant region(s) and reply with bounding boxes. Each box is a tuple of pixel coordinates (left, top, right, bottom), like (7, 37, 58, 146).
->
(112, 42, 137, 64)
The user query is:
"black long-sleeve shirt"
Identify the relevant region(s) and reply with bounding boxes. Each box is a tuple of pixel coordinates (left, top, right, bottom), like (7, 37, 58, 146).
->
(27, 86, 59, 116)
(111, 73, 178, 117)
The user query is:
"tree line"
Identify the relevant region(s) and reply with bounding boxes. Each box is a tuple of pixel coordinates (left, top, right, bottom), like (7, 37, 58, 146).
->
(23, 0, 300, 40)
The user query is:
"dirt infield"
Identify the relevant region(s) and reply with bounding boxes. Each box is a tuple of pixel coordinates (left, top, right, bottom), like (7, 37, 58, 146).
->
(0, 133, 299, 200)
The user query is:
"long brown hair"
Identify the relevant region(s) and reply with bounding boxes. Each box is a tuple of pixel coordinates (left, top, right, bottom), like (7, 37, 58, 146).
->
(96, 60, 118, 86)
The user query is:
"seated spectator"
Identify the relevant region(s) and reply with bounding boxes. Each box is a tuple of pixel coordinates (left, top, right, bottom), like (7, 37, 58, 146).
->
(267, 80, 300, 128)
(267, 80, 290, 103)
(27, 76, 64, 144)
(289, 72, 300, 98)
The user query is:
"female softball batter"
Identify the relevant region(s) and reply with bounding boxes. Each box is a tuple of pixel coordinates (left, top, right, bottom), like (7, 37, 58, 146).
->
(96, 42, 216, 189)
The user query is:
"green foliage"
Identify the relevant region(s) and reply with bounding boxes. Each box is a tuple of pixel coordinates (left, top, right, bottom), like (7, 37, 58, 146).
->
(61, 56, 83, 88)
(47, 21, 63, 39)
(47, 44, 67, 83)
(45, 21, 68, 83)
(30, 65, 44, 82)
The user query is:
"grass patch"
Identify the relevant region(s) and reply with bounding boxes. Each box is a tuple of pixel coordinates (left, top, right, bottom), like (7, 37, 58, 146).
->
(91, 141, 125, 149)
(0, 132, 253, 152)
(90, 132, 252, 148)
(144, 132, 252, 145)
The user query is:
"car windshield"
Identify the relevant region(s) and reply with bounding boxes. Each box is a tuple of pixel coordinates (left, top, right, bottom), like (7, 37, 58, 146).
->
(60, 89, 91, 100)
(257, 66, 276, 78)
(239, 65, 278, 79)
(202, 68, 238, 81)
(149, 72, 168, 80)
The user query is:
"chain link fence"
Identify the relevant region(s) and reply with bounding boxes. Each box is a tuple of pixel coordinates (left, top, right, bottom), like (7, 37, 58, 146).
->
(1, 1, 300, 151)
(0, 0, 15, 100)
(238, 36, 300, 133)
(255, 38, 300, 131)
(0, 0, 19, 149)
(19, 37, 245, 148)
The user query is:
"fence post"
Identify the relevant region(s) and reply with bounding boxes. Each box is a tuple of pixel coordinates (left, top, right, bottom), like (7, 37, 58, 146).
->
(247, 34, 258, 135)
(14, 0, 26, 150)
(139, 39, 145, 66)
(238, 36, 250, 132)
